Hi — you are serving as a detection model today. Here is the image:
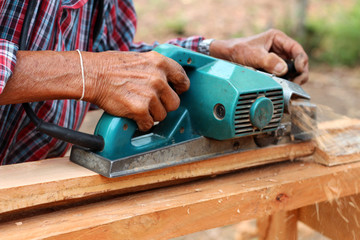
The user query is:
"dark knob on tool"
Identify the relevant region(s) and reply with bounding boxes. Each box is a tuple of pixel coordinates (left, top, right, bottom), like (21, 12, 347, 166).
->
(282, 60, 301, 80)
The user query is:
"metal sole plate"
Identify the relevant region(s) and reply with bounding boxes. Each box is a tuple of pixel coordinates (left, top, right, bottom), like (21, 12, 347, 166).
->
(70, 136, 261, 178)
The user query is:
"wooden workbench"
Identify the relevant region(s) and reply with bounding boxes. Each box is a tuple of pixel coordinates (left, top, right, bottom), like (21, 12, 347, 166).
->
(0, 119, 359, 239)
(1, 159, 360, 240)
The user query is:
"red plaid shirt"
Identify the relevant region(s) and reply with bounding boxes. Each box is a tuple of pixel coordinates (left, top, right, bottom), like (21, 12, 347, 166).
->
(0, 0, 203, 164)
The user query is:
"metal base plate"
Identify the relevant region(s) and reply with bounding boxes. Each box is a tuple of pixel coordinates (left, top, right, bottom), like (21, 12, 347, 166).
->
(70, 136, 265, 178)
(70, 108, 315, 178)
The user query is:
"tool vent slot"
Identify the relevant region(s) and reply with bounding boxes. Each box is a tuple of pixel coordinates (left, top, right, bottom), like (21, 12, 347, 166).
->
(234, 89, 284, 135)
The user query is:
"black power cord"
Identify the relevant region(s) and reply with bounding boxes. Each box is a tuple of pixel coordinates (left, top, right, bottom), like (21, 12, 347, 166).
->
(19, 0, 104, 151)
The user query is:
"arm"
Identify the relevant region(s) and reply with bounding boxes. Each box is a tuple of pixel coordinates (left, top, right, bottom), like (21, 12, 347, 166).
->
(0, 50, 189, 131)
(0, 51, 84, 104)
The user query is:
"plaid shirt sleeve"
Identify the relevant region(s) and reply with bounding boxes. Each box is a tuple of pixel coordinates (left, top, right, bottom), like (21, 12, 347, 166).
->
(130, 36, 205, 52)
(0, 39, 18, 95)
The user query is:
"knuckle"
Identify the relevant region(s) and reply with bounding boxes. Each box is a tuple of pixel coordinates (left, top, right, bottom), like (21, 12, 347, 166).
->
(149, 75, 166, 90)
(149, 91, 159, 103)
(146, 51, 164, 68)
(147, 51, 161, 59)
(267, 28, 281, 35)
(129, 100, 149, 117)
(150, 53, 166, 68)
(172, 71, 184, 82)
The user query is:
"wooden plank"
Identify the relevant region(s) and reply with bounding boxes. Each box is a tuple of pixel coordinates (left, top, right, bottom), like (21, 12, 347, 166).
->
(299, 194, 360, 240)
(2, 161, 360, 240)
(257, 210, 298, 240)
(314, 118, 360, 166)
(0, 141, 315, 215)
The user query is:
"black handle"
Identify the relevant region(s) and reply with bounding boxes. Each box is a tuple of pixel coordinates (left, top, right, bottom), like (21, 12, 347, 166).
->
(283, 60, 301, 80)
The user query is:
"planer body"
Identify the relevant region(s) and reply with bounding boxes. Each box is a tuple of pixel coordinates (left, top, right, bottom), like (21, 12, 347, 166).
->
(70, 44, 315, 177)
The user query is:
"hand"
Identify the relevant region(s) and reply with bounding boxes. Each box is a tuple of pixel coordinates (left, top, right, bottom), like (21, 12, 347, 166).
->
(209, 29, 309, 85)
(86, 51, 189, 131)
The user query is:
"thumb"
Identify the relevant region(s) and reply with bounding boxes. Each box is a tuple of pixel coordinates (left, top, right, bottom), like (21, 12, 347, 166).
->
(262, 52, 288, 76)
(240, 48, 287, 76)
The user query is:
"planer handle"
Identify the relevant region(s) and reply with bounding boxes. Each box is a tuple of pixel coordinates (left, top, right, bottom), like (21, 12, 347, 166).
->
(94, 106, 197, 160)
(94, 45, 213, 159)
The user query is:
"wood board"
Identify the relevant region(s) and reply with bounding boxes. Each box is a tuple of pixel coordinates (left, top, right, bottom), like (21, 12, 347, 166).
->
(313, 118, 360, 166)
(2, 118, 360, 217)
(0, 141, 315, 215)
(2, 160, 360, 240)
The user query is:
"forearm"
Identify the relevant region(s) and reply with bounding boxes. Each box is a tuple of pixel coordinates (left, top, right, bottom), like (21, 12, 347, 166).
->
(0, 50, 97, 105)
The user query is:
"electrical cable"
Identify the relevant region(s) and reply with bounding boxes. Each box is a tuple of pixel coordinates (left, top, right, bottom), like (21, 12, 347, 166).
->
(19, 0, 104, 151)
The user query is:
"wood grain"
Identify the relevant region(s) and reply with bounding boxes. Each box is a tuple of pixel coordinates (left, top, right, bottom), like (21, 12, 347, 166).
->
(2, 161, 360, 240)
(0, 141, 315, 215)
(314, 118, 360, 166)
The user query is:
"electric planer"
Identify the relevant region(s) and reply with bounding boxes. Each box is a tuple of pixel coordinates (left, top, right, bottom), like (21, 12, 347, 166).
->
(70, 44, 316, 178)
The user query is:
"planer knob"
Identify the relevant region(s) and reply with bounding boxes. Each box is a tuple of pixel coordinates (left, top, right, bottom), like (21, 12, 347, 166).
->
(249, 97, 274, 130)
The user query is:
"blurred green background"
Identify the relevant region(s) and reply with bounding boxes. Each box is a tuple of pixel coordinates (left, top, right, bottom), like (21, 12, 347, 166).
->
(134, 0, 360, 67)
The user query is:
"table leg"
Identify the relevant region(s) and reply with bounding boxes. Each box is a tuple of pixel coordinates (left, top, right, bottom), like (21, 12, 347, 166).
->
(257, 210, 298, 240)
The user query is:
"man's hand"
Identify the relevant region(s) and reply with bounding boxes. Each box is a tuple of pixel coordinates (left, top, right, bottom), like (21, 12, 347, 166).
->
(209, 29, 309, 85)
(0, 50, 189, 132)
(86, 51, 189, 131)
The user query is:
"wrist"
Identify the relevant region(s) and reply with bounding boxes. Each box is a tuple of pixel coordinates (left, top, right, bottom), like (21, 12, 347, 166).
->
(80, 52, 103, 104)
(209, 39, 232, 60)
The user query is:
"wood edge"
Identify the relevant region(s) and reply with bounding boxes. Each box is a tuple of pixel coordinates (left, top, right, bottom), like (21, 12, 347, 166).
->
(318, 118, 360, 130)
(313, 145, 360, 167)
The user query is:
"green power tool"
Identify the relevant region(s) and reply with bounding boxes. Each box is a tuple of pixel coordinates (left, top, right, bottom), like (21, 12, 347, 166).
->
(70, 44, 316, 178)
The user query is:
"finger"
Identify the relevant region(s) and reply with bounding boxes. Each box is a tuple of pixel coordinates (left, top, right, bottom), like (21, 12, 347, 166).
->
(128, 99, 154, 131)
(271, 31, 308, 65)
(294, 52, 309, 74)
(149, 94, 168, 122)
(265, 53, 288, 76)
(293, 72, 308, 85)
(293, 62, 309, 85)
(134, 113, 154, 132)
(163, 57, 190, 94)
(160, 85, 180, 112)
(242, 48, 288, 76)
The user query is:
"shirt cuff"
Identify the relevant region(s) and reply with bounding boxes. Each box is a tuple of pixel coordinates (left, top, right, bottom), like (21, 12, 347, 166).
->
(0, 39, 18, 95)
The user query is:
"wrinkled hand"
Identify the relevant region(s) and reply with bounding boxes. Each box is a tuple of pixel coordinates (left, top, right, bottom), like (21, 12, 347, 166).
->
(210, 29, 309, 84)
(88, 51, 189, 131)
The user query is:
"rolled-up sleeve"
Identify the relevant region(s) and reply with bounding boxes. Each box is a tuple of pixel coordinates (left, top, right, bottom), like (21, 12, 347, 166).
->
(0, 39, 18, 95)
(130, 36, 205, 53)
